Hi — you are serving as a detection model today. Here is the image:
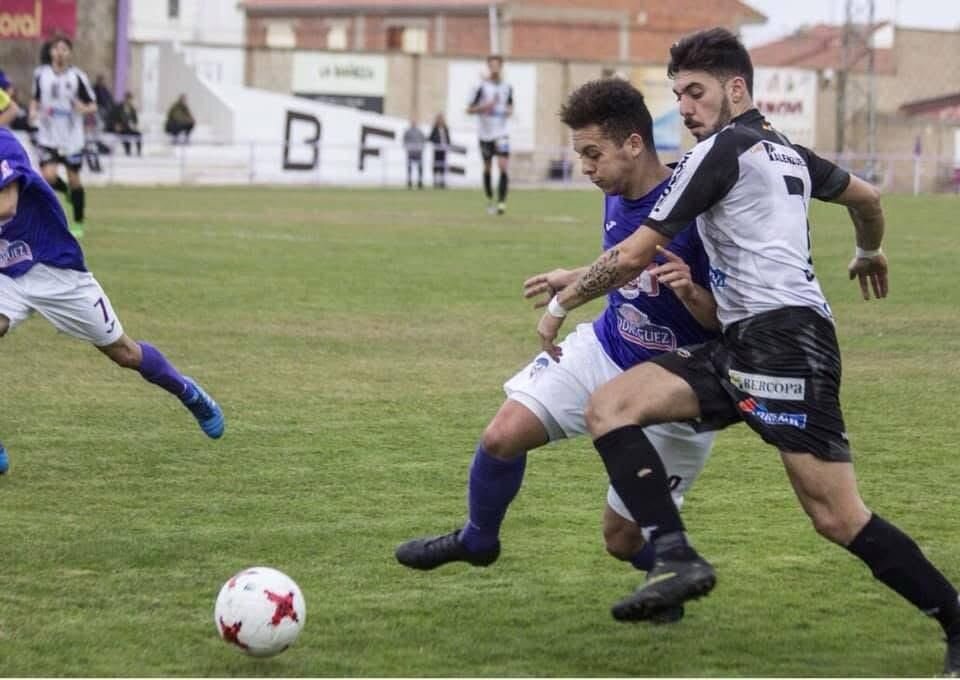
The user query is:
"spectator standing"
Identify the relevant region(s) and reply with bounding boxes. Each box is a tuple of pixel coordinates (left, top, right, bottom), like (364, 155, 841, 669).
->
(403, 119, 426, 189)
(428, 113, 451, 189)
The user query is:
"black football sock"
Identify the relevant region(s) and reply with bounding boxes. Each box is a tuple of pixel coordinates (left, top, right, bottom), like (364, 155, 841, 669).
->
(51, 176, 69, 194)
(70, 187, 85, 223)
(498, 172, 508, 202)
(594, 425, 685, 545)
(846, 513, 960, 634)
(483, 171, 493, 200)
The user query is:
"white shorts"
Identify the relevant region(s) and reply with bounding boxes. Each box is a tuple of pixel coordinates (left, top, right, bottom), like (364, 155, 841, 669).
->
(504, 323, 715, 522)
(0, 264, 124, 346)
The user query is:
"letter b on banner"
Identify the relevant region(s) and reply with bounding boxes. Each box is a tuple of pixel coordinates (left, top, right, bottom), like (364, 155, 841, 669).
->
(283, 111, 321, 170)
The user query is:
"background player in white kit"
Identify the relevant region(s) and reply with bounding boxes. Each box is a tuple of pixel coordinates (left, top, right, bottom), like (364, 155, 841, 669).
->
(29, 35, 95, 238)
(0, 128, 224, 476)
(397, 79, 721, 623)
(467, 55, 512, 215)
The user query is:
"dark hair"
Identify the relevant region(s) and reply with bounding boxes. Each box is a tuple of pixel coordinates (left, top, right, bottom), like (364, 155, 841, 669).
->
(559, 77, 654, 148)
(487, 54, 502, 64)
(50, 34, 73, 50)
(668, 27, 753, 96)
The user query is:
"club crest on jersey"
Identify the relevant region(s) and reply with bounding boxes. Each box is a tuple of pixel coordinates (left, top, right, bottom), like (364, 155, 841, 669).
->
(615, 304, 675, 351)
(0, 239, 33, 268)
(528, 356, 550, 379)
(0, 159, 11, 180)
(738, 397, 807, 428)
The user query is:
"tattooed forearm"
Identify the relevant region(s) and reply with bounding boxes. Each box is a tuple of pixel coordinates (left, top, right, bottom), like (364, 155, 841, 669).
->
(574, 248, 623, 299)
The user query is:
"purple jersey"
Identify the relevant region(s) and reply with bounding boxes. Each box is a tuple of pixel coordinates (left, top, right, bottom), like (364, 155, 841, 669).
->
(0, 129, 85, 277)
(593, 179, 718, 370)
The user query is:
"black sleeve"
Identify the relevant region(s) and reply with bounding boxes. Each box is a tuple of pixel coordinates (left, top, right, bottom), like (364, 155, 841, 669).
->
(646, 131, 740, 237)
(469, 86, 483, 107)
(794, 144, 850, 200)
(33, 71, 41, 102)
(506, 86, 513, 106)
(75, 71, 95, 104)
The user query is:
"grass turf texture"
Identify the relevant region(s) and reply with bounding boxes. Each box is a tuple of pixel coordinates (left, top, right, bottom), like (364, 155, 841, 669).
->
(1, 186, 958, 676)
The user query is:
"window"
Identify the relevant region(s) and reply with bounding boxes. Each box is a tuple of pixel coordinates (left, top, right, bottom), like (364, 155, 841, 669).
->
(327, 24, 348, 50)
(386, 25, 427, 53)
(266, 21, 296, 49)
(386, 26, 404, 51)
(402, 27, 427, 54)
(168, 0, 179, 19)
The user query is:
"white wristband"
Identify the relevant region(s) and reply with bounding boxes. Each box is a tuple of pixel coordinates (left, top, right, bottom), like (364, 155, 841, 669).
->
(546, 295, 568, 319)
(855, 246, 883, 259)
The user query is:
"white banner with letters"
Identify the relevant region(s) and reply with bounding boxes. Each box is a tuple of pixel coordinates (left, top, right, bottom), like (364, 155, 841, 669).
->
(753, 67, 818, 148)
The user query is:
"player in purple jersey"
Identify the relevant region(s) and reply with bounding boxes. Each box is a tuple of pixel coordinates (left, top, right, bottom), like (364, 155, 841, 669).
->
(0, 128, 224, 475)
(396, 78, 720, 621)
(536, 28, 960, 674)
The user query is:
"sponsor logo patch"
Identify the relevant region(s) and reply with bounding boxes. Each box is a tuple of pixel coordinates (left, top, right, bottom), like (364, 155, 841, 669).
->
(615, 304, 675, 352)
(738, 398, 807, 429)
(729, 369, 805, 401)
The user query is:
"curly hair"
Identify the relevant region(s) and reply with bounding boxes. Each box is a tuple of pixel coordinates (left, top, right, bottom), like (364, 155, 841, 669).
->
(667, 27, 753, 96)
(559, 77, 654, 148)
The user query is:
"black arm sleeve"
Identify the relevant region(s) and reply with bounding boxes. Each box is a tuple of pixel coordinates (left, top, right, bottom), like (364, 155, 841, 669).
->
(794, 144, 851, 200)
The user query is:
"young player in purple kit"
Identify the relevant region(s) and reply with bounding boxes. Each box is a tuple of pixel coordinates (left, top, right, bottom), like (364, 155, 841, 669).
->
(395, 78, 720, 621)
(0, 128, 224, 475)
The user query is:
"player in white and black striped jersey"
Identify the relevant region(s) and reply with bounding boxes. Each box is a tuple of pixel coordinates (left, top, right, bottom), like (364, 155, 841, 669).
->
(535, 27, 960, 675)
(29, 35, 96, 237)
(467, 55, 513, 215)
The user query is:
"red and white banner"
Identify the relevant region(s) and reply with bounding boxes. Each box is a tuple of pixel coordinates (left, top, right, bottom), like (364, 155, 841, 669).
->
(0, 0, 76, 41)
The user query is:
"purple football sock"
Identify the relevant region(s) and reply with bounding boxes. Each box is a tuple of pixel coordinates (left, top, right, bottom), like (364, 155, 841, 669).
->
(137, 341, 189, 398)
(629, 541, 656, 571)
(460, 445, 526, 552)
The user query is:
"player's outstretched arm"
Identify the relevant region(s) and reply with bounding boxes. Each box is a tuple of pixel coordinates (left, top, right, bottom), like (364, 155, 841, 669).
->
(523, 267, 588, 309)
(649, 245, 720, 330)
(536, 225, 669, 359)
(830, 174, 888, 300)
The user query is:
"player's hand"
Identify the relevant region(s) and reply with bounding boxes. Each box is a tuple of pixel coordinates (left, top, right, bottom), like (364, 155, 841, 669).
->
(649, 246, 695, 301)
(523, 269, 573, 308)
(848, 252, 888, 300)
(537, 311, 565, 362)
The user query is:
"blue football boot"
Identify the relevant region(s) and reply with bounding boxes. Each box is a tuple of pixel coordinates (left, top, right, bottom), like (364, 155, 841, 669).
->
(182, 378, 225, 439)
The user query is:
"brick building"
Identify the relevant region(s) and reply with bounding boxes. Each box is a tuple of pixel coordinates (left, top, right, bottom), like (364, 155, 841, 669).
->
(241, 0, 765, 60)
(751, 23, 960, 190)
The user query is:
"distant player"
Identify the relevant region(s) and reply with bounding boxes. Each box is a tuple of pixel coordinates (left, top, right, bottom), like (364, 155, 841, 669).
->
(467, 55, 512, 215)
(396, 78, 720, 624)
(0, 128, 225, 476)
(29, 35, 95, 238)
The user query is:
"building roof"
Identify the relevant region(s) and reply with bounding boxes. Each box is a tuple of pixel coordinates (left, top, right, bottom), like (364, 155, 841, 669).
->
(242, 0, 497, 14)
(899, 92, 960, 119)
(749, 22, 896, 75)
(242, 0, 765, 25)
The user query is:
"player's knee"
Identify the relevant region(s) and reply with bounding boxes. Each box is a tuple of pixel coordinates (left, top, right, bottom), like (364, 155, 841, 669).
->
(0, 314, 9, 337)
(480, 420, 522, 460)
(585, 389, 633, 437)
(807, 508, 862, 545)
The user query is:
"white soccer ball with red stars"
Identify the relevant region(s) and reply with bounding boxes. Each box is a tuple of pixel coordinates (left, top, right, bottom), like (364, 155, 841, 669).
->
(214, 566, 306, 657)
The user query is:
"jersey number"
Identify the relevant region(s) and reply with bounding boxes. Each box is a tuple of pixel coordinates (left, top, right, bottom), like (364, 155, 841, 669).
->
(783, 175, 815, 282)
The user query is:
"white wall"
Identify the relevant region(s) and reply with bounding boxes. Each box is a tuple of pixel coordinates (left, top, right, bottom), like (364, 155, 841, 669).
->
(129, 0, 245, 45)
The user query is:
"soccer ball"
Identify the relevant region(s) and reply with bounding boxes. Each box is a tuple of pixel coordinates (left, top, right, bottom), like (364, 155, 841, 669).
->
(214, 566, 306, 657)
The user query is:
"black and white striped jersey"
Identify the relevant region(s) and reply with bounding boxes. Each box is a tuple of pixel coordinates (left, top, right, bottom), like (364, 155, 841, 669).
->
(469, 79, 512, 142)
(32, 64, 94, 155)
(647, 109, 850, 329)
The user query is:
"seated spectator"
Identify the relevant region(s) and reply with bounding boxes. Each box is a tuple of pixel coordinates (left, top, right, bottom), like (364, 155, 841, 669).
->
(110, 92, 142, 156)
(164, 94, 195, 145)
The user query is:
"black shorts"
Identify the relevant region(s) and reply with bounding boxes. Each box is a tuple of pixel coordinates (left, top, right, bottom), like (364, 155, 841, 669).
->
(37, 145, 83, 172)
(651, 306, 850, 461)
(479, 137, 510, 161)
